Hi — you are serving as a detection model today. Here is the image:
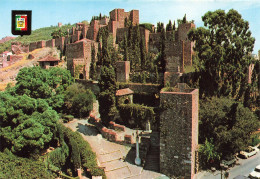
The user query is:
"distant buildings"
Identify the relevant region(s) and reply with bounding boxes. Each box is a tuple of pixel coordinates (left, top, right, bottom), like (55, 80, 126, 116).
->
(1, 51, 12, 59)
(38, 55, 60, 69)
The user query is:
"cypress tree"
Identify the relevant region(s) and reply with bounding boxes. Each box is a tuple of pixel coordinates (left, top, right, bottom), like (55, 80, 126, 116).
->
(182, 14, 187, 23)
(97, 42, 102, 65)
(123, 34, 129, 61)
(173, 20, 176, 30)
(140, 36, 147, 70)
(160, 25, 166, 73)
(98, 65, 117, 126)
(166, 20, 173, 31)
(90, 44, 97, 80)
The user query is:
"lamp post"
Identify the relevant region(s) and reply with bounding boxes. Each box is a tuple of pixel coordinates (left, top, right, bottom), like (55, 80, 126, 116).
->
(220, 163, 229, 179)
(135, 131, 141, 165)
(220, 163, 224, 179)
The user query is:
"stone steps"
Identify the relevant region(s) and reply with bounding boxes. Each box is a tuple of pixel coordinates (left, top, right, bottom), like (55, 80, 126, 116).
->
(144, 146, 160, 172)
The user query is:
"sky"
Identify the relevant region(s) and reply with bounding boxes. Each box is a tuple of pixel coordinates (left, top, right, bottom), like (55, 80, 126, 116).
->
(1, 0, 260, 54)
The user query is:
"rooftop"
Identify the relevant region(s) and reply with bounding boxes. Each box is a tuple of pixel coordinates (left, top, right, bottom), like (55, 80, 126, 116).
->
(38, 55, 60, 62)
(75, 38, 96, 44)
(116, 88, 134, 96)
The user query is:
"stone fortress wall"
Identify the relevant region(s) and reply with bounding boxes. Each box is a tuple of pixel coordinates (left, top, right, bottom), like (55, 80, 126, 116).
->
(21, 8, 195, 82)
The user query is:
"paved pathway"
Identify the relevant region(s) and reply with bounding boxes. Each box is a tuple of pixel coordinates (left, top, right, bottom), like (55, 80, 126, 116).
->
(64, 119, 165, 179)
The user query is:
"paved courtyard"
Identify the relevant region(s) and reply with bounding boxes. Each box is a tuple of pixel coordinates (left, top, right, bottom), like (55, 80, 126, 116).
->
(64, 119, 165, 179)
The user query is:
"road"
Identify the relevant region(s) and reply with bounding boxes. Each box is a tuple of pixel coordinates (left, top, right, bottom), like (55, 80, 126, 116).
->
(195, 152, 260, 179)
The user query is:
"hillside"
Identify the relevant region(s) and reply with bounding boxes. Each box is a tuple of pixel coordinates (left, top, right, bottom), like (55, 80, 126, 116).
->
(0, 23, 75, 54)
(0, 47, 63, 91)
(0, 36, 16, 44)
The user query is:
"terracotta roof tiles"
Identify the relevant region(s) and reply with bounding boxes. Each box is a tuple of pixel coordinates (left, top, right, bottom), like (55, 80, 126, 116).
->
(38, 55, 60, 62)
(116, 88, 134, 96)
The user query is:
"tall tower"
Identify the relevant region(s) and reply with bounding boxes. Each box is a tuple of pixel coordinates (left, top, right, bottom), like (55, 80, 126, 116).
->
(160, 83, 198, 179)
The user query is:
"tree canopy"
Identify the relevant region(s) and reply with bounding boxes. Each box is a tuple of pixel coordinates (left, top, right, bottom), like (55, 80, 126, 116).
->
(51, 29, 68, 39)
(64, 83, 95, 118)
(13, 66, 73, 112)
(0, 92, 59, 157)
(0, 152, 55, 178)
(188, 9, 256, 99)
(199, 97, 259, 159)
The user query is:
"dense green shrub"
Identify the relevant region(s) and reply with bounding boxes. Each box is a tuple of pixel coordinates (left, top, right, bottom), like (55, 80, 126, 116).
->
(12, 66, 73, 112)
(198, 139, 221, 169)
(0, 152, 55, 178)
(49, 142, 69, 169)
(251, 133, 260, 146)
(0, 92, 59, 157)
(51, 29, 68, 39)
(130, 71, 161, 84)
(64, 83, 95, 118)
(55, 125, 106, 178)
(133, 92, 160, 107)
(63, 115, 75, 123)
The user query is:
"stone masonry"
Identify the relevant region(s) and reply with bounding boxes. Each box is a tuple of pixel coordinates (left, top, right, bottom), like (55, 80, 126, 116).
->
(66, 39, 98, 80)
(160, 83, 198, 179)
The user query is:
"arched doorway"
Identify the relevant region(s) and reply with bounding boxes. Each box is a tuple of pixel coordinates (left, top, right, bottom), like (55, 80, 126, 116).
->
(124, 98, 130, 104)
(79, 73, 84, 79)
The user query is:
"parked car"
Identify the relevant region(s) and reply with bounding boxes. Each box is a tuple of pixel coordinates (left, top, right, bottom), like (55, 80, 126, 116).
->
(252, 144, 259, 152)
(240, 146, 257, 159)
(249, 164, 260, 179)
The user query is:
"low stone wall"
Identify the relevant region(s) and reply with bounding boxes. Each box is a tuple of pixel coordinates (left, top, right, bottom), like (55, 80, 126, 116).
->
(89, 114, 134, 144)
(46, 39, 55, 47)
(124, 134, 134, 144)
(37, 41, 46, 48)
(101, 127, 119, 142)
(29, 42, 37, 52)
(55, 37, 65, 51)
(109, 121, 125, 132)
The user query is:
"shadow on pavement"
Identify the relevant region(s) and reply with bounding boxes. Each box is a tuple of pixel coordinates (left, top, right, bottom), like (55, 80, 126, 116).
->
(125, 147, 136, 165)
(76, 123, 99, 136)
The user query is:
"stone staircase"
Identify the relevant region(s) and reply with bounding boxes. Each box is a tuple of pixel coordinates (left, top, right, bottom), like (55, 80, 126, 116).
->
(143, 132, 160, 172)
(144, 146, 160, 172)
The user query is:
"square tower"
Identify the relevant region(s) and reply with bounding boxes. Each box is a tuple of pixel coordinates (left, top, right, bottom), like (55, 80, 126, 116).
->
(160, 83, 198, 179)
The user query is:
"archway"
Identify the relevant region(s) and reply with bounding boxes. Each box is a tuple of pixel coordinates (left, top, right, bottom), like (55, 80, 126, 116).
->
(79, 73, 84, 79)
(124, 98, 130, 104)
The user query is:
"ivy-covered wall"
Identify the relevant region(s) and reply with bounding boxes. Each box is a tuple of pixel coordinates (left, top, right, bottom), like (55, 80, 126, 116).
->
(117, 94, 133, 105)
(117, 103, 155, 130)
(74, 64, 85, 79)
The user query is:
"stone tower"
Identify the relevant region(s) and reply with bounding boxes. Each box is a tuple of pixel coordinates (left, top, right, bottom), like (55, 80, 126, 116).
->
(160, 83, 199, 179)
